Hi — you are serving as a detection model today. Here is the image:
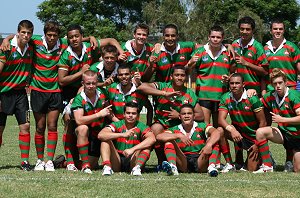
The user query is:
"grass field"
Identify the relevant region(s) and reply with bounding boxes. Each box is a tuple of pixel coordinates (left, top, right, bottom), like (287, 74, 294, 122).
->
(1, 114, 300, 198)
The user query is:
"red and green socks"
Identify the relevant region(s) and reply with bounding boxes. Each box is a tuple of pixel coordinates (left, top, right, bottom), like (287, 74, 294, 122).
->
(164, 143, 176, 165)
(19, 132, 30, 162)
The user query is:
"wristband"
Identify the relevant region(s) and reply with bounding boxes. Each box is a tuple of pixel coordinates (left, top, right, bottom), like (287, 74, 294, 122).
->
(225, 125, 233, 131)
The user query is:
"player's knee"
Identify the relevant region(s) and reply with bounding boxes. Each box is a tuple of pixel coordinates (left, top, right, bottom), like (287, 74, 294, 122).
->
(47, 124, 58, 132)
(20, 123, 30, 133)
(76, 125, 89, 137)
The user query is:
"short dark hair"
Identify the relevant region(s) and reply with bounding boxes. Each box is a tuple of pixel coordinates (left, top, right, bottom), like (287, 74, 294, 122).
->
(270, 18, 285, 30)
(101, 45, 118, 57)
(117, 64, 131, 74)
(163, 23, 178, 35)
(124, 101, 139, 113)
(180, 103, 194, 113)
(171, 65, 187, 75)
(18, 20, 34, 33)
(44, 21, 60, 35)
(230, 73, 244, 83)
(67, 24, 83, 35)
(134, 23, 149, 35)
(209, 25, 224, 36)
(238, 16, 255, 30)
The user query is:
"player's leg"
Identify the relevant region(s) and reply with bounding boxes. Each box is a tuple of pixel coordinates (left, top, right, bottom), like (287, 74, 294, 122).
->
(75, 125, 91, 173)
(0, 112, 7, 147)
(151, 123, 166, 170)
(33, 112, 47, 171)
(198, 100, 212, 125)
(100, 140, 120, 175)
(162, 141, 186, 175)
(130, 148, 151, 176)
(87, 134, 101, 170)
(246, 143, 260, 171)
(217, 127, 234, 172)
(293, 150, 300, 172)
(198, 144, 220, 176)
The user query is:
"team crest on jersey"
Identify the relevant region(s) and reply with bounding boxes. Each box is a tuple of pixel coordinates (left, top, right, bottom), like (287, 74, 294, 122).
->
(162, 57, 168, 63)
(179, 55, 185, 60)
(284, 50, 289, 55)
(247, 52, 253, 57)
(183, 99, 189, 104)
(202, 56, 208, 62)
(196, 134, 201, 138)
(284, 104, 289, 109)
(223, 57, 228, 62)
(132, 99, 137, 103)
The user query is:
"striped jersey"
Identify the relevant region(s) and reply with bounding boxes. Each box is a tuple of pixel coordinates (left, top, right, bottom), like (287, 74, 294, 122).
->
(192, 44, 231, 101)
(89, 61, 119, 83)
(165, 121, 210, 154)
(262, 88, 300, 139)
(153, 82, 198, 128)
(122, 40, 153, 77)
(232, 38, 268, 93)
(30, 35, 68, 92)
(71, 88, 108, 137)
(219, 90, 264, 141)
(264, 39, 300, 90)
(153, 41, 196, 82)
(106, 82, 147, 120)
(108, 119, 151, 153)
(0, 36, 33, 93)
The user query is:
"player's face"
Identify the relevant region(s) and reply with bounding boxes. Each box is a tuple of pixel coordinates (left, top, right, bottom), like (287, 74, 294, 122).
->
(272, 76, 287, 97)
(117, 68, 131, 86)
(179, 107, 194, 125)
(124, 107, 138, 124)
(271, 23, 285, 40)
(45, 31, 59, 47)
(103, 52, 117, 71)
(239, 23, 253, 42)
(67, 30, 83, 49)
(171, 69, 186, 87)
(82, 75, 97, 95)
(17, 27, 33, 46)
(133, 28, 148, 45)
(208, 31, 223, 48)
(163, 28, 178, 48)
(229, 76, 244, 95)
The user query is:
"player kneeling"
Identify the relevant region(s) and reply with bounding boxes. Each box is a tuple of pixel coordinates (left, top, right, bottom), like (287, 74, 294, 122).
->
(156, 104, 221, 177)
(98, 102, 156, 176)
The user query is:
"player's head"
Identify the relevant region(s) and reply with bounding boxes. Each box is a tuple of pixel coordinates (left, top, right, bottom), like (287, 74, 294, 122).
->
(270, 68, 287, 96)
(82, 70, 98, 94)
(133, 23, 149, 46)
(229, 73, 245, 95)
(101, 45, 118, 70)
(44, 21, 60, 47)
(17, 20, 34, 45)
(270, 18, 285, 40)
(208, 25, 224, 48)
(124, 101, 139, 124)
(171, 65, 187, 87)
(179, 104, 195, 125)
(238, 16, 255, 42)
(163, 23, 179, 48)
(67, 24, 83, 48)
(117, 64, 131, 86)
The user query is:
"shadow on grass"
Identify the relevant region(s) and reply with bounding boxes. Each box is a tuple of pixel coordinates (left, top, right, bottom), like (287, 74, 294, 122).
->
(0, 165, 21, 170)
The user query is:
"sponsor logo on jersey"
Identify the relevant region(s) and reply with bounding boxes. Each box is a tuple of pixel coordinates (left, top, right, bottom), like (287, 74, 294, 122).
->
(71, 59, 76, 65)
(162, 57, 168, 63)
(13, 53, 17, 59)
(228, 103, 233, 110)
(114, 96, 119, 100)
(84, 104, 89, 111)
(202, 56, 208, 62)
(265, 51, 270, 56)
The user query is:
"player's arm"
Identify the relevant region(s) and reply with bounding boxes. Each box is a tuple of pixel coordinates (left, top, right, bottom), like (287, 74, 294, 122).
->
(0, 61, 5, 74)
(138, 82, 180, 97)
(98, 125, 135, 141)
(58, 64, 90, 87)
(143, 44, 161, 81)
(254, 107, 267, 128)
(100, 38, 124, 55)
(129, 130, 156, 153)
(235, 51, 268, 76)
(194, 103, 205, 122)
(297, 62, 300, 73)
(218, 109, 243, 142)
(201, 126, 221, 155)
(0, 34, 14, 51)
(73, 105, 112, 125)
(156, 130, 182, 142)
(271, 107, 300, 124)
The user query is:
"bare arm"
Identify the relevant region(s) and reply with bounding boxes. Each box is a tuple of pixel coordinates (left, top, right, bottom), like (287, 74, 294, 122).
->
(0, 34, 14, 51)
(254, 108, 267, 128)
(98, 126, 135, 141)
(194, 103, 204, 122)
(0, 61, 5, 74)
(73, 105, 112, 125)
(156, 131, 182, 142)
(235, 56, 268, 76)
(100, 38, 124, 55)
(270, 108, 300, 124)
(129, 131, 156, 153)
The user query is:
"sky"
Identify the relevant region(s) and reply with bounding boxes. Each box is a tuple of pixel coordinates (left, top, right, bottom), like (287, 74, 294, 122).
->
(0, 0, 44, 36)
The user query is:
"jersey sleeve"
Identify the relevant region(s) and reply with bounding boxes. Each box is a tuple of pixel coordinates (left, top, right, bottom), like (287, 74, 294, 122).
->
(218, 93, 229, 112)
(70, 94, 84, 110)
(57, 51, 70, 71)
(250, 95, 264, 112)
(256, 44, 269, 68)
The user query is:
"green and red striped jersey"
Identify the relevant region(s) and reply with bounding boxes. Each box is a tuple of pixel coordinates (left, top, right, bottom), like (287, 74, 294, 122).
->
(108, 119, 151, 153)
(192, 44, 231, 101)
(264, 39, 300, 91)
(219, 90, 264, 141)
(165, 121, 210, 154)
(0, 36, 33, 93)
(153, 82, 198, 128)
(232, 38, 268, 93)
(58, 40, 101, 89)
(29, 35, 68, 92)
(122, 40, 153, 77)
(89, 61, 118, 83)
(262, 88, 300, 139)
(153, 41, 196, 82)
(71, 88, 108, 137)
(106, 82, 147, 120)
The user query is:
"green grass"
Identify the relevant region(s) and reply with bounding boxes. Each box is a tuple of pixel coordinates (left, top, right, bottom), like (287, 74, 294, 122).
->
(1, 114, 300, 198)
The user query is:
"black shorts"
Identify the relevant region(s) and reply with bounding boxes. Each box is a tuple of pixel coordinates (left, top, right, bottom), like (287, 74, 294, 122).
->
(31, 90, 62, 113)
(88, 134, 101, 157)
(198, 100, 219, 113)
(186, 154, 199, 173)
(0, 89, 29, 125)
(61, 86, 79, 113)
(283, 134, 300, 152)
(119, 153, 131, 172)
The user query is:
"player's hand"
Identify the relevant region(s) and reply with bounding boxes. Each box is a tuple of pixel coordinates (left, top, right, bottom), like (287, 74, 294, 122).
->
(133, 68, 141, 86)
(163, 107, 180, 121)
(235, 56, 248, 66)
(103, 75, 115, 87)
(200, 145, 213, 156)
(221, 74, 229, 84)
(231, 129, 243, 142)
(226, 44, 235, 59)
(247, 144, 259, 159)
(81, 64, 90, 73)
(164, 91, 181, 100)
(0, 38, 10, 51)
(189, 55, 200, 65)
(123, 148, 134, 158)
(270, 112, 285, 123)
(246, 89, 257, 98)
(89, 36, 98, 50)
(118, 52, 128, 62)
(123, 128, 136, 138)
(178, 134, 194, 146)
(153, 43, 161, 54)
(149, 55, 158, 65)
(97, 105, 112, 118)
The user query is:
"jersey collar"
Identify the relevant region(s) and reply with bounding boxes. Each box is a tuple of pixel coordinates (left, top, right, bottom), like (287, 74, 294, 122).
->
(96, 61, 119, 81)
(124, 39, 146, 59)
(116, 83, 137, 96)
(272, 87, 289, 107)
(204, 43, 227, 60)
(178, 121, 197, 138)
(237, 37, 255, 49)
(80, 89, 101, 107)
(11, 35, 29, 57)
(66, 43, 87, 61)
(266, 38, 286, 54)
(230, 89, 248, 104)
(161, 42, 180, 55)
(41, 35, 60, 53)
